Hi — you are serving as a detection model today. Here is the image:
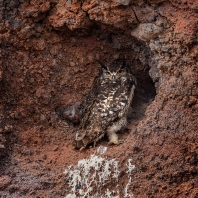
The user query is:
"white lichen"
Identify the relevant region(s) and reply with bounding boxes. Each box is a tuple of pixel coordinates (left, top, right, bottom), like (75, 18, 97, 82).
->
(124, 159, 136, 198)
(97, 146, 108, 155)
(64, 155, 135, 198)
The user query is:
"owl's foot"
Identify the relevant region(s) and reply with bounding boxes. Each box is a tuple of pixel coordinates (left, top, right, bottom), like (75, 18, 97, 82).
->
(108, 139, 122, 146)
(107, 129, 119, 146)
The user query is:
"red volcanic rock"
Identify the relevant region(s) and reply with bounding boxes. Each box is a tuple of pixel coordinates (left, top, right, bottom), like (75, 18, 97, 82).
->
(131, 5, 157, 23)
(48, 0, 92, 30)
(82, 0, 138, 30)
(0, 176, 12, 189)
(131, 23, 164, 41)
(0, 0, 197, 197)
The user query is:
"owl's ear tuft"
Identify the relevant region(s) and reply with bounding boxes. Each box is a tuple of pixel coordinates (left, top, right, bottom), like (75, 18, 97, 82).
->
(97, 60, 108, 70)
(120, 56, 126, 69)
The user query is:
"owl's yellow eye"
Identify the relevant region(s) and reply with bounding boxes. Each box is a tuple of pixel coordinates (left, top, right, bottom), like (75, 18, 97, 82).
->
(105, 72, 110, 75)
(118, 70, 124, 74)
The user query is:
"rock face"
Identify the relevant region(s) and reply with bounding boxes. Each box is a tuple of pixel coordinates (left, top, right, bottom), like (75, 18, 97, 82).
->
(0, 0, 198, 197)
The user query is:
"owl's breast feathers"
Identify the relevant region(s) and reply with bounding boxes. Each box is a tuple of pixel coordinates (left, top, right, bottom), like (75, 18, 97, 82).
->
(84, 73, 136, 127)
(94, 73, 136, 125)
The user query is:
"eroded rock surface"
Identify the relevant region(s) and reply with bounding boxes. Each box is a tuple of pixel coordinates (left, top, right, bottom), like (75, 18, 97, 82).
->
(0, 0, 198, 197)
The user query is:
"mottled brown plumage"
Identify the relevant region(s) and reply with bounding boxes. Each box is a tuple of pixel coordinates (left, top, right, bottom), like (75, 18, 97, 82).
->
(74, 58, 136, 150)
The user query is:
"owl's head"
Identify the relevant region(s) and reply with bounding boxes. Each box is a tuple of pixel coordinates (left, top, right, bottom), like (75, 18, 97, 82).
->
(98, 59, 128, 83)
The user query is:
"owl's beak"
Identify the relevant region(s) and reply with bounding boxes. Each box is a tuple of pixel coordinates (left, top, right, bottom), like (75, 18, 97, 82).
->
(112, 75, 116, 83)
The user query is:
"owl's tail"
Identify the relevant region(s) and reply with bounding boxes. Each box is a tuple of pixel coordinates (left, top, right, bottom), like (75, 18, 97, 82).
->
(73, 136, 90, 150)
(73, 132, 105, 150)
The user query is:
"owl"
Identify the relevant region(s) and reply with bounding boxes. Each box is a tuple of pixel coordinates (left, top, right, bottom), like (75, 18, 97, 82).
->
(74, 58, 136, 150)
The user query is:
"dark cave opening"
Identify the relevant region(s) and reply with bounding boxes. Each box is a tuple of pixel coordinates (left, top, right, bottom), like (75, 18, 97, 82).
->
(87, 26, 157, 127)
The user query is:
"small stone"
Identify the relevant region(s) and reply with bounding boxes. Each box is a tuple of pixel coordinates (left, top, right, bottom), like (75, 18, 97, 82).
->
(42, 155, 47, 160)
(40, 114, 46, 122)
(10, 113, 15, 119)
(9, 19, 22, 28)
(161, 46, 172, 52)
(9, 186, 17, 194)
(62, 105, 80, 124)
(113, 0, 131, 5)
(134, 47, 140, 52)
(0, 144, 5, 149)
(21, 149, 32, 155)
(187, 96, 197, 107)
(4, 125, 13, 133)
(70, 62, 75, 67)
(159, 37, 169, 43)
(53, 146, 59, 151)
(113, 53, 120, 59)
(174, 70, 180, 77)
(87, 54, 94, 62)
(28, 78, 34, 83)
(66, 0, 72, 7)
(192, 84, 198, 96)
(34, 39, 46, 51)
(96, 53, 100, 60)
(131, 23, 163, 41)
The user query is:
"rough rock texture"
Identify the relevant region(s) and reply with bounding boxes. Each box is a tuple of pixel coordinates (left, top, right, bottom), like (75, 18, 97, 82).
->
(0, 0, 198, 197)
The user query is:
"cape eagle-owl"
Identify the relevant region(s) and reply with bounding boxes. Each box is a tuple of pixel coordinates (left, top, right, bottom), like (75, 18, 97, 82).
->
(74, 58, 136, 150)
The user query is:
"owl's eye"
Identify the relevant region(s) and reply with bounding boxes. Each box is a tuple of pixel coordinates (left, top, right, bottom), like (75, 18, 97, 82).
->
(105, 72, 110, 75)
(118, 70, 124, 74)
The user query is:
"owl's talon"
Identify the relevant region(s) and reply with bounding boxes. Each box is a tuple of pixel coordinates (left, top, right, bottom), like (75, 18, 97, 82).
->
(108, 139, 122, 146)
(79, 146, 85, 151)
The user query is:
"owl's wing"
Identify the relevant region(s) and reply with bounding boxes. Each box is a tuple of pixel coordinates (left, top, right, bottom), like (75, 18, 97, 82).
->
(74, 120, 105, 150)
(75, 75, 101, 141)
(80, 76, 100, 124)
(75, 99, 105, 150)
